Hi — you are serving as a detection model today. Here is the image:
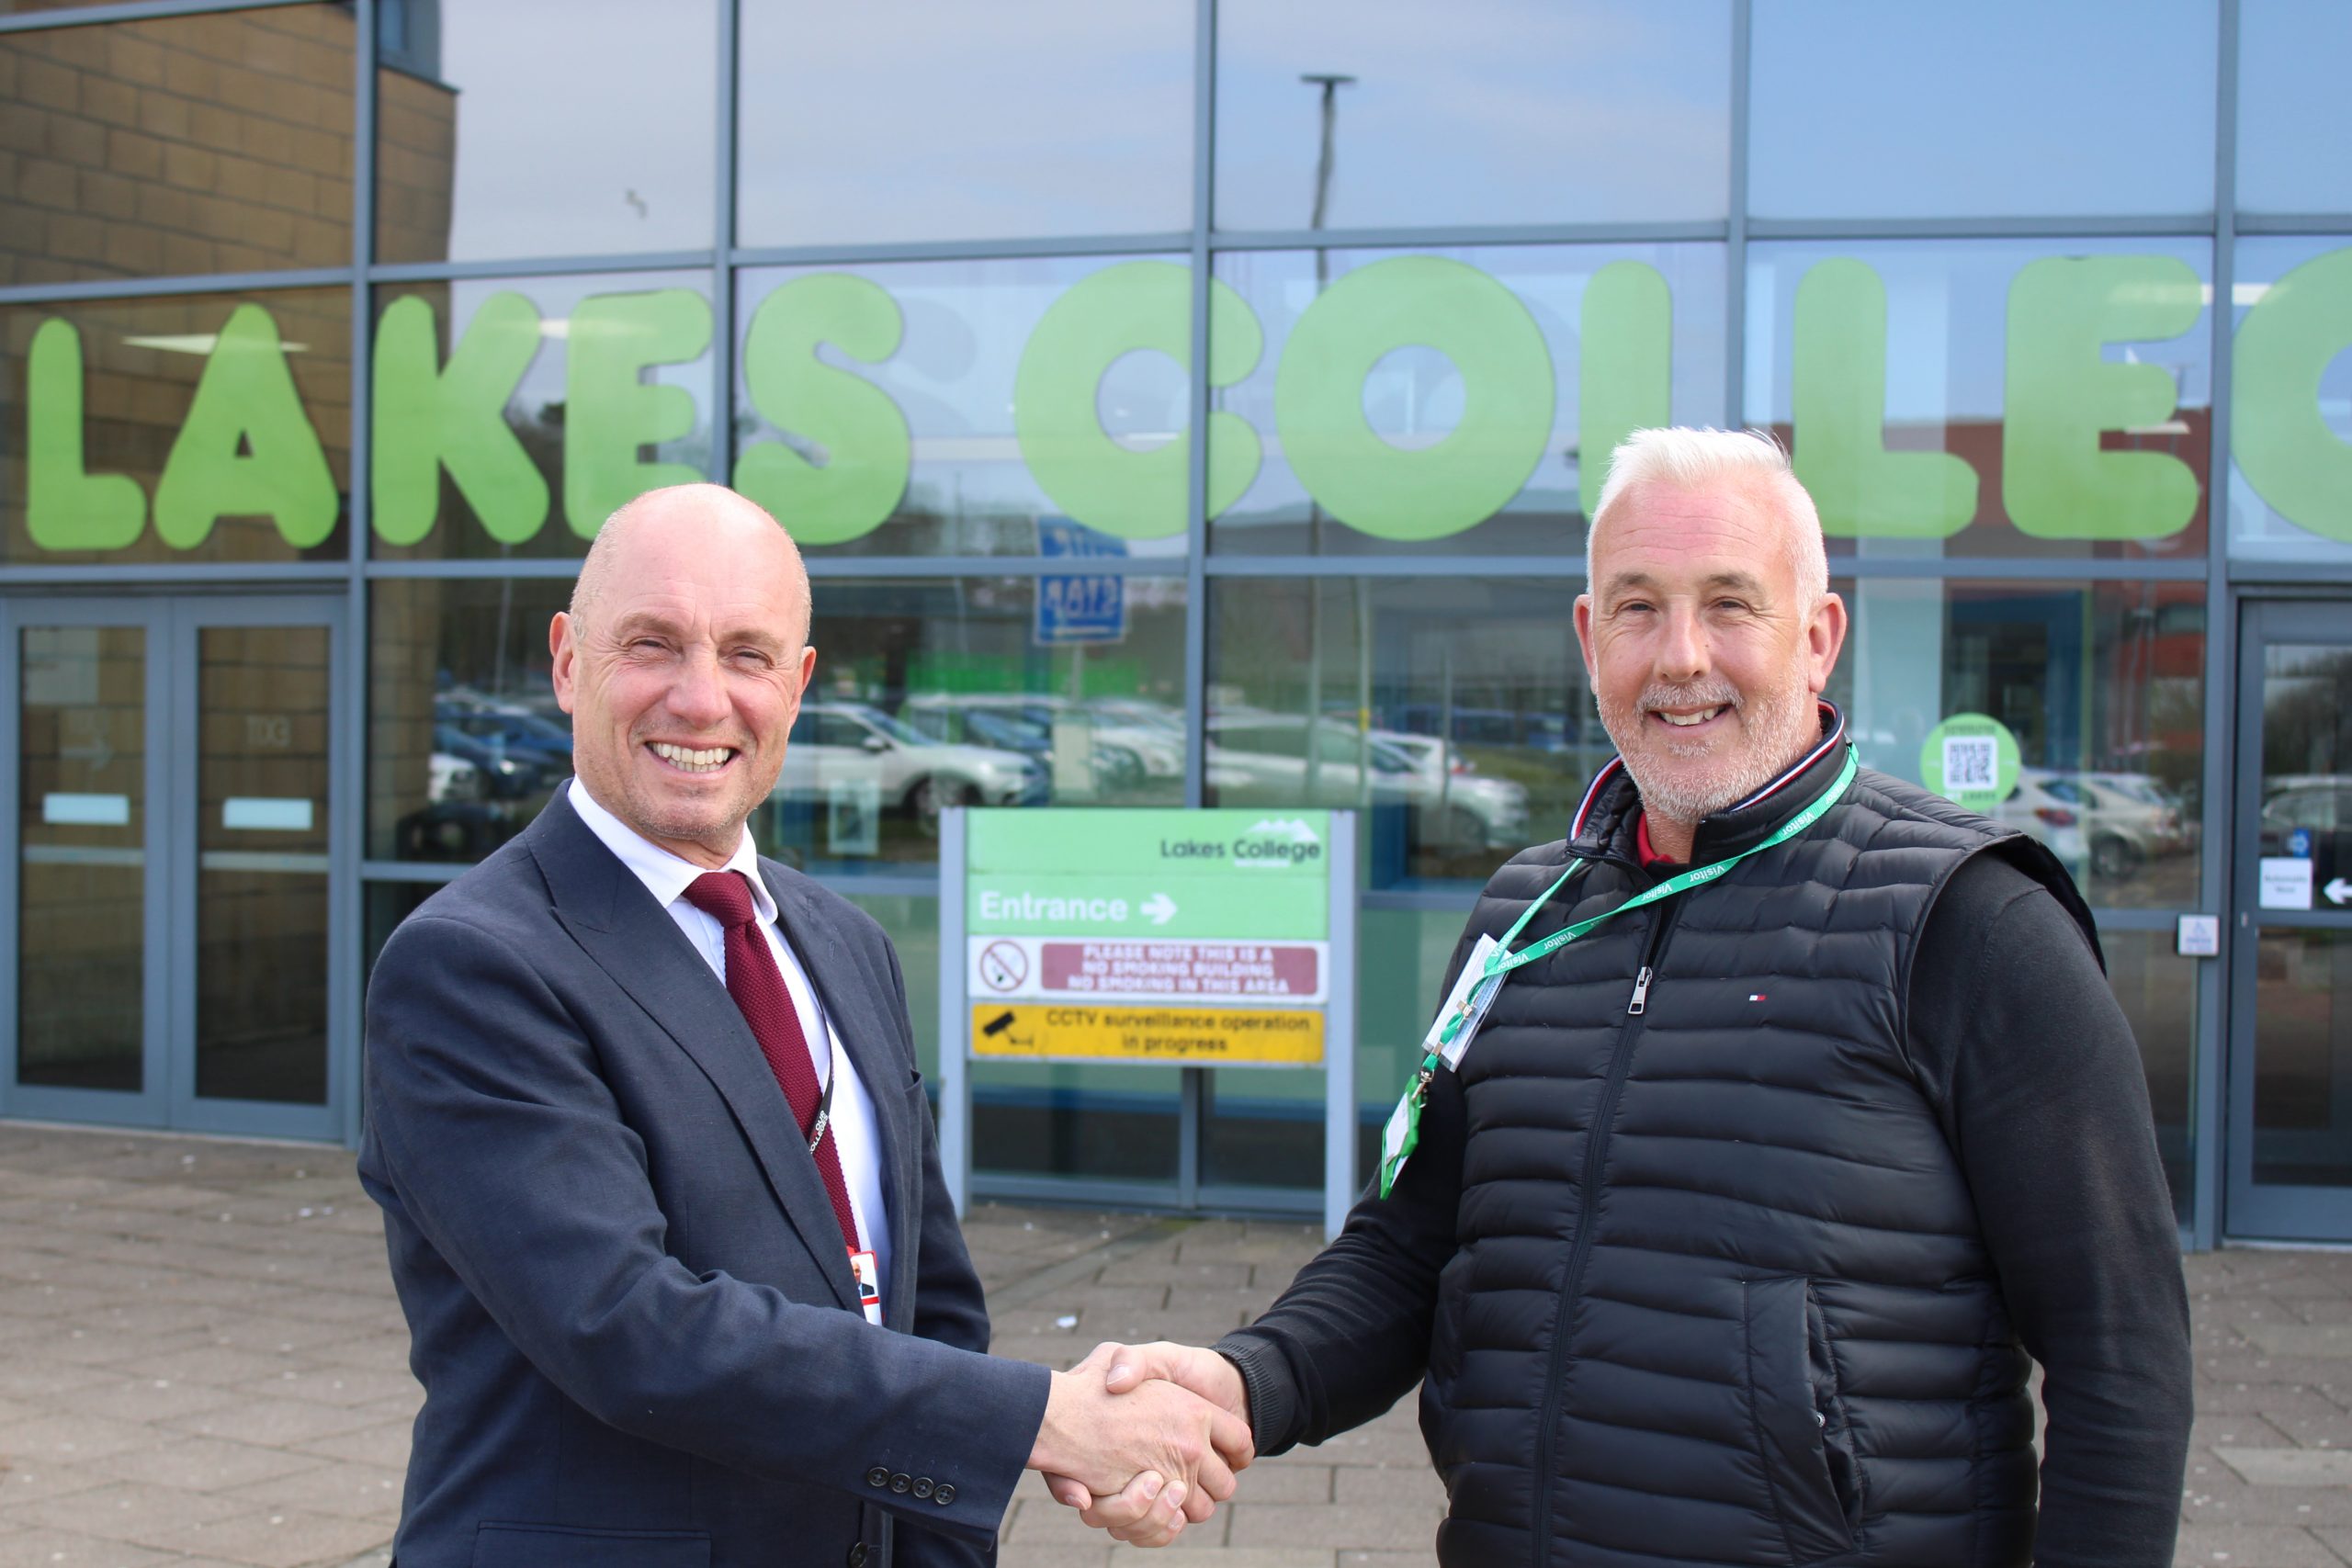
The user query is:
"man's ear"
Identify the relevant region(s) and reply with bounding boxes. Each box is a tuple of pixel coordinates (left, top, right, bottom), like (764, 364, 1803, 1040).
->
(1572, 592, 1600, 685)
(1804, 592, 1849, 695)
(549, 613, 578, 715)
(796, 644, 817, 695)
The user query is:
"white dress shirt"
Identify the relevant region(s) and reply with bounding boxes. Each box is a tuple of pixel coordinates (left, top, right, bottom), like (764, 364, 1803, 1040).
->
(568, 781, 890, 1294)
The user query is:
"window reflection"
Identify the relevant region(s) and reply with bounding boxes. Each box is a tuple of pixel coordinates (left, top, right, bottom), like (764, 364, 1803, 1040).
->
(769, 578, 1186, 874)
(2103, 929, 2197, 1221)
(732, 257, 1194, 558)
(0, 7, 356, 287)
(1208, 577, 1591, 888)
(1, 291, 353, 566)
(369, 573, 1187, 871)
(368, 578, 571, 863)
(373, 0, 716, 265)
(1748, 238, 2213, 561)
(1214, 0, 1730, 231)
(735, 0, 1192, 248)
(2236, 0, 2352, 215)
(1749, 0, 2217, 220)
(1209, 243, 1726, 556)
(1830, 577, 2206, 909)
(368, 272, 717, 561)
(2227, 238, 2352, 568)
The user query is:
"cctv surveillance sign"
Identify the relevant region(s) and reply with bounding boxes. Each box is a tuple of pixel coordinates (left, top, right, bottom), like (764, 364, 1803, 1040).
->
(963, 808, 1333, 1064)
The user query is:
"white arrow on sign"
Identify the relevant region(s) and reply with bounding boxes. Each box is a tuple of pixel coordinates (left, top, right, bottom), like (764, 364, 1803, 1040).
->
(2326, 877, 2352, 907)
(1140, 892, 1178, 926)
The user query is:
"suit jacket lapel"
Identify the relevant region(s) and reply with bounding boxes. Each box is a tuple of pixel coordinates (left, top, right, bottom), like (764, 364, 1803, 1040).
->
(761, 864, 912, 1325)
(526, 793, 857, 1314)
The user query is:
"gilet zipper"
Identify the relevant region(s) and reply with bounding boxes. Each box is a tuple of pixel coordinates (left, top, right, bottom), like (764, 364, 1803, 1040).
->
(1528, 898, 1677, 1568)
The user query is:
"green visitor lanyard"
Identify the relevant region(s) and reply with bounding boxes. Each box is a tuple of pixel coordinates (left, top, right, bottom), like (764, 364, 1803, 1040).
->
(1378, 743, 1860, 1199)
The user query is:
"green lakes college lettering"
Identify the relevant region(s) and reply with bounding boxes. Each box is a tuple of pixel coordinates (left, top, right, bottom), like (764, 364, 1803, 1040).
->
(23, 250, 2352, 550)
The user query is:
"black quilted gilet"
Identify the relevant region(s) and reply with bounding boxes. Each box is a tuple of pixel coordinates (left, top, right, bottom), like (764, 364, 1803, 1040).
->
(1419, 766, 2079, 1568)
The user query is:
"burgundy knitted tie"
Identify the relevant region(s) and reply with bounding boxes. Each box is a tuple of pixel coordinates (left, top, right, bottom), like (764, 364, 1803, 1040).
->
(682, 871, 860, 1252)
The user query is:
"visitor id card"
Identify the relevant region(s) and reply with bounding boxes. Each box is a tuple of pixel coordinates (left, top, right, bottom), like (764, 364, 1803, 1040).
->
(848, 1247, 883, 1325)
(1425, 934, 1506, 1066)
(1380, 936, 1507, 1199)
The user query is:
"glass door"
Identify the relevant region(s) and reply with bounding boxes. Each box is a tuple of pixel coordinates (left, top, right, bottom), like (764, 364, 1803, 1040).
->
(4, 595, 348, 1140)
(2227, 599, 2352, 1240)
(6, 603, 165, 1122)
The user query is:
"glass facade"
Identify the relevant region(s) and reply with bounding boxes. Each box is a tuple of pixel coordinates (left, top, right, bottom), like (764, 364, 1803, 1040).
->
(6, 0, 2352, 1245)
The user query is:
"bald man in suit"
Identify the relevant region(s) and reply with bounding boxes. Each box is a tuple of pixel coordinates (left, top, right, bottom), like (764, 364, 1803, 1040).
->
(360, 485, 1249, 1568)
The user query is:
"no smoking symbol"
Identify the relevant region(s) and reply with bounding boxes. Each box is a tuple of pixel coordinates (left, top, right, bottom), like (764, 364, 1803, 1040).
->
(978, 941, 1028, 992)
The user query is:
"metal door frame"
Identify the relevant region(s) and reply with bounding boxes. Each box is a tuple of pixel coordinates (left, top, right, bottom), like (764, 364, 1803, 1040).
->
(2225, 596, 2352, 1241)
(1, 592, 352, 1142)
(167, 595, 351, 1141)
(0, 597, 173, 1127)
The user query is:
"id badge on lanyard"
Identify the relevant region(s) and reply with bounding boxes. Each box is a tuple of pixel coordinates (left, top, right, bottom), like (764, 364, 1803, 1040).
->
(1374, 743, 1860, 1201)
(848, 1247, 883, 1325)
(1377, 934, 1505, 1199)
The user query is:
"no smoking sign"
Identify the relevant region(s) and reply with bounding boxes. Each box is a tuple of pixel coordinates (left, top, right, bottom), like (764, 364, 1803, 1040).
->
(978, 941, 1028, 992)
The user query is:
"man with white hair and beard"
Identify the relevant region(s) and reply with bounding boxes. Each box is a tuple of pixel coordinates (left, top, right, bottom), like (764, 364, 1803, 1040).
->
(1048, 428, 2192, 1566)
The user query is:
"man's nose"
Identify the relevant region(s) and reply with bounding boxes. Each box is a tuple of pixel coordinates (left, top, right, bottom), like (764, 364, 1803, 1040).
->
(1655, 604, 1709, 682)
(664, 648, 732, 728)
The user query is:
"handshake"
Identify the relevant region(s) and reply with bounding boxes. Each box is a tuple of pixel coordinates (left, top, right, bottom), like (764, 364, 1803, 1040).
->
(1023, 1340, 1255, 1548)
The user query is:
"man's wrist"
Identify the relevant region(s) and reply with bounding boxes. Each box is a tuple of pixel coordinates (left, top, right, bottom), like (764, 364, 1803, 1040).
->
(1209, 1335, 1288, 1451)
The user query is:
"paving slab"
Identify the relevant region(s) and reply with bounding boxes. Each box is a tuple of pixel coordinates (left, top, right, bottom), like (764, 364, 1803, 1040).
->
(0, 1122, 2347, 1567)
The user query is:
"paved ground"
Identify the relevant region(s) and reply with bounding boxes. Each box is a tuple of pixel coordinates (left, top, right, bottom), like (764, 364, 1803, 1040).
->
(0, 1124, 2346, 1567)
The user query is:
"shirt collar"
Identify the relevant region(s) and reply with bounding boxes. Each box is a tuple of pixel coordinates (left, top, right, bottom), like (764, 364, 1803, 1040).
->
(566, 778, 777, 924)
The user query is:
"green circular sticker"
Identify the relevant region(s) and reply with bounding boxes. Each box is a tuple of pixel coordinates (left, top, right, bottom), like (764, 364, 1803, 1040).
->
(1918, 713, 2022, 812)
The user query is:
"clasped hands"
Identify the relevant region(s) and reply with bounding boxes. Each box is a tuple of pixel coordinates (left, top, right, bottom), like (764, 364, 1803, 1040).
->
(1024, 1340, 1253, 1548)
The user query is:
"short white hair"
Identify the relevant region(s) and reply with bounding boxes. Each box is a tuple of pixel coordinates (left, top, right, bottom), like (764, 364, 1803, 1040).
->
(1588, 426, 1829, 607)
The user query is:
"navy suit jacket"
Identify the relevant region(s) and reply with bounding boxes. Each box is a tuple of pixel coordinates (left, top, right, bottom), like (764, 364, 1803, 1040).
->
(358, 788, 1049, 1568)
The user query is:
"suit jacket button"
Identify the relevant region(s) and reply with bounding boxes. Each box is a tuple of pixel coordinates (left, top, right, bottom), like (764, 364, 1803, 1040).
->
(890, 1472, 911, 1493)
(865, 1466, 890, 1489)
(910, 1478, 934, 1499)
(848, 1546, 869, 1568)
(933, 1483, 956, 1506)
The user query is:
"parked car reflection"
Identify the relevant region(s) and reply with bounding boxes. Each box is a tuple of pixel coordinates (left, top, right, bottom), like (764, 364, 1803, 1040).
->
(776, 703, 1046, 840)
(895, 694, 1156, 797)
(1993, 768, 2195, 886)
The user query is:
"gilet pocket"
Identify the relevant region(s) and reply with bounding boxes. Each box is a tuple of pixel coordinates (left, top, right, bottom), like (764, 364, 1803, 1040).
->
(1740, 1276, 1857, 1564)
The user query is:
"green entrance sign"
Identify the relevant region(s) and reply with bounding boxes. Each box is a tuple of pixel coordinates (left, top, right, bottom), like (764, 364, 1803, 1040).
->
(1918, 713, 2022, 813)
(942, 806, 1360, 1235)
(967, 807, 1330, 942)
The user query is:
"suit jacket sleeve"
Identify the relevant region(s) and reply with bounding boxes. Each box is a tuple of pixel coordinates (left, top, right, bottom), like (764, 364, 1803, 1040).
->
(363, 909, 1050, 1543)
(877, 925, 1013, 1568)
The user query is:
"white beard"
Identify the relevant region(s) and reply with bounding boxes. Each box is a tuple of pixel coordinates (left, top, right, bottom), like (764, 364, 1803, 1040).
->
(1598, 674, 1821, 829)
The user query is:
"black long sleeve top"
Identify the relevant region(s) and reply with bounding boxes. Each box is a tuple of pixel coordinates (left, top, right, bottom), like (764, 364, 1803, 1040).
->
(1217, 850, 2193, 1567)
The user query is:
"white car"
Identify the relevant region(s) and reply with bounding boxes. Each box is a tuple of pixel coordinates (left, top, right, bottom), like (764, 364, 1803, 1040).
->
(1372, 731, 1532, 850)
(776, 704, 1045, 833)
(1991, 768, 2188, 881)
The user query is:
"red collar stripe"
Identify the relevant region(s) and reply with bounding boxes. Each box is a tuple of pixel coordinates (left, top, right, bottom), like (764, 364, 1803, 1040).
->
(1727, 702, 1847, 813)
(1576, 701, 1847, 841)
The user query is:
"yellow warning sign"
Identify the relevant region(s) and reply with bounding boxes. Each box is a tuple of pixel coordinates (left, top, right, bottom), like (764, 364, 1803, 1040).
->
(970, 1003, 1324, 1066)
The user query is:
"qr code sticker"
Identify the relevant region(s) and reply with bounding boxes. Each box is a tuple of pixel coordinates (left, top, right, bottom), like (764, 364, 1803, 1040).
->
(1942, 735, 1997, 793)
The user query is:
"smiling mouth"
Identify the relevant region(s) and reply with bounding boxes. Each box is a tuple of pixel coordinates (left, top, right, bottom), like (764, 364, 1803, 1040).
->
(648, 741, 738, 773)
(1653, 706, 1728, 728)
